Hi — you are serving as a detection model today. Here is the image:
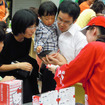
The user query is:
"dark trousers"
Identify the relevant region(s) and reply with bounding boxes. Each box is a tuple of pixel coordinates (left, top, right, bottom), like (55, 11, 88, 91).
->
(0, 56, 39, 103)
(40, 64, 56, 93)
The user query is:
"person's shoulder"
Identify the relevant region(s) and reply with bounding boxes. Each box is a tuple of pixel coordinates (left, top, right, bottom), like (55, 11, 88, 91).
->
(86, 42, 105, 53)
(91, 41, 105, 45)
(5, 32, 13, 39)
(36, 22, 51, 34)
(87, 41, 105, 47)
(79, 1, 87, 6)
(5, 33, 14, 43)
(75, 31, 86, 40)
(2, 33, 13, 48)
(68, 23, 81, 36)
(73, 26, 87, 39)
(24, 37, 32, 42)
(79, 1, 89, 10)
(37, 21, 47, 30)
(82, 9, 94, 13)
(72, 23, 81, 32)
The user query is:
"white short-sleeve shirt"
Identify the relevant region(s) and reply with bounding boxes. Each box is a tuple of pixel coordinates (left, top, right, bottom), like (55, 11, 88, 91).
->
(58, 23, 88, 63)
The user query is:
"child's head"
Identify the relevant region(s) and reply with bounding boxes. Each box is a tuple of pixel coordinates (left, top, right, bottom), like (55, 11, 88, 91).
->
(38, 1, 57, 26)
(0, 27, 5, 52)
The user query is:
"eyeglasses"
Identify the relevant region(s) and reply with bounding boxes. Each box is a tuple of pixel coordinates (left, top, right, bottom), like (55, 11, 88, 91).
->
(27, 26, 36, 30)
(57, 17, 73, 26)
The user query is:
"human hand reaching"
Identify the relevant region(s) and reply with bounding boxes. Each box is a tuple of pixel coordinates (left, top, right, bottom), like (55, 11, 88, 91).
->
(46, 64, 59, 74)
(16, 62, 33, 72)
(42, 52, 67, 66)
(36, 46, 42, 53)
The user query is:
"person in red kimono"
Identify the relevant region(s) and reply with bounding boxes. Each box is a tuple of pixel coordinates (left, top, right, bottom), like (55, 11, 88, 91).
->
(47, 16, 105, 105)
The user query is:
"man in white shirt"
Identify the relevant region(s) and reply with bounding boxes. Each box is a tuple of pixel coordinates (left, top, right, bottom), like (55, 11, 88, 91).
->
(56, 1, 87, 63)
(41, 1, 87, 93)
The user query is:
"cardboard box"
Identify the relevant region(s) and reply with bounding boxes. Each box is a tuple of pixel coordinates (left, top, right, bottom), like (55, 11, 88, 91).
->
(0, 80, 23, 105)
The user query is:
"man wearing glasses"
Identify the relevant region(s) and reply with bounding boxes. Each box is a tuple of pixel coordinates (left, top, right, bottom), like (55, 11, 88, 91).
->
(42, 1, 87, 94)
(56, 1, 87, 63)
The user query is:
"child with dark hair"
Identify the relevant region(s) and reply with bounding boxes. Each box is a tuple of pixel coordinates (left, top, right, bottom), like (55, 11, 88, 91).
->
(34, 1, 58, 59)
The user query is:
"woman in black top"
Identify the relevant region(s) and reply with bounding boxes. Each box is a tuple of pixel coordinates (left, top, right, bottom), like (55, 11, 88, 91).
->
(0, 9, 39, 103)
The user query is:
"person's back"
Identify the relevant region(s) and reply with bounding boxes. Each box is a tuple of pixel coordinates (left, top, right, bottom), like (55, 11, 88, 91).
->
(76, 9, 96, 28)
(83, 42, 105, 105)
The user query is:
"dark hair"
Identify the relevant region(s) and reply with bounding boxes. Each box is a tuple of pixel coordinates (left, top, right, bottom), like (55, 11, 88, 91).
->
(58, 1, 80, 22)
(96, 27, 105, 42)
(78, 0, 86, 5)
(29, 7, 39, 17)
(12, 9, 39, 36)
(87, 25, 105, 42)
(0, 27, 5, 42)
(87, 25, 105, 34)
(0, 21, 8, 31)
(38, 1, 57, 17)
(91, 1, 105, 14)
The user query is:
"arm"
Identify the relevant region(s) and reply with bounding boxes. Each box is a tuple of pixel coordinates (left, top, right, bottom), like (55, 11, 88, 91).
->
(34, 29, 51, 51)
(2, 8, 9, 21)
(0, 62, 33, 72)
(48, 43, 96, 90)
(42, 52, 67, 66)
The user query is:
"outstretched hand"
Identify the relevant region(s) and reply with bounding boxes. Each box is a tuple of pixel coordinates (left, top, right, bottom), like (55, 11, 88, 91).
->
(37, 46, 42, 53)
(46, 64, 59, 74)
(42, 52, 67, 66)
(16, 62, 33, 72)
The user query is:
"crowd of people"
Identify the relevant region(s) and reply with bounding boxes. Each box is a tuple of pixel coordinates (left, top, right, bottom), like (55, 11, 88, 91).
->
(0, 0, 105, 105)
